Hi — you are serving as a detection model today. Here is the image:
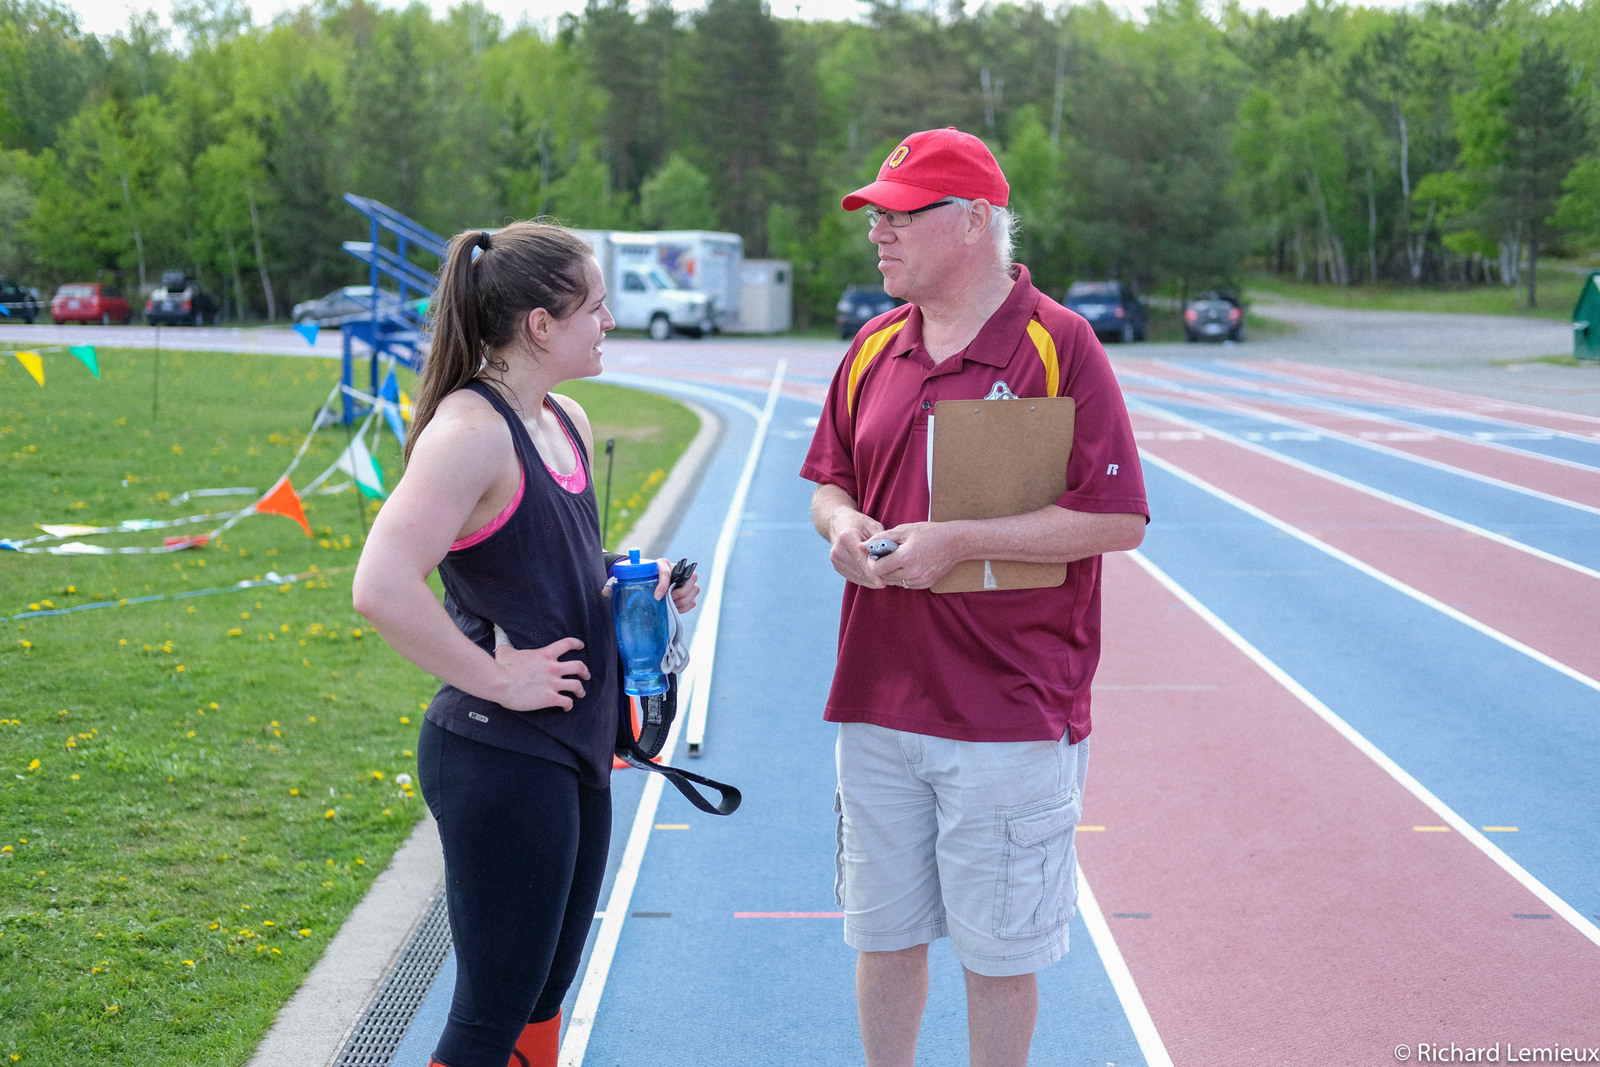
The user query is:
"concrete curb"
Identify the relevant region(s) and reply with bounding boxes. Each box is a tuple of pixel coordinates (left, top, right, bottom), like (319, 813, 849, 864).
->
(243, 392, 726, 1067)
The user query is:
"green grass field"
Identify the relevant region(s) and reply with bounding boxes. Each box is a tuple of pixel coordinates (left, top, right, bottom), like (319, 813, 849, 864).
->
(0, 344, 697, 1066)
(1243, 263, 1589, 322)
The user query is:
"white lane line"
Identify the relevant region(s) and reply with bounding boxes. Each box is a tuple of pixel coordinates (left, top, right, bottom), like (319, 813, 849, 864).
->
(1077, 865, 1175, 1067)
(1141, 450, 1600, 697)
(558, 367, 781, 1067)
(1131, 400, 1600, 583)
(1126, 548, 1600, 951)
(1124, 381, 1600, 520)
(686, 359, 786, 752)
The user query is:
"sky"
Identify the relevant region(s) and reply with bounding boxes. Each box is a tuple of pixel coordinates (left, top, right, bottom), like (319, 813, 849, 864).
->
(59, 0, 1408, 41)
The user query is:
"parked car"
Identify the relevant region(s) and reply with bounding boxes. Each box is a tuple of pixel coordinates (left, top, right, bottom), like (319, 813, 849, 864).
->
(1183, 291, 1245, 343)
(51, 282, 132, 325)
(0, 277, 42, 323)
(292, 285, 404, 324)
(144, 271, 218, 326)
(836, 285, 903, 339)
(1062, 280, 1145, 342)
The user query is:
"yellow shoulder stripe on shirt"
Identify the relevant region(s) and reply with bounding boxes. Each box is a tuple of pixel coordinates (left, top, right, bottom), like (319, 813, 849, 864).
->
(846, 319, 908, 416)
(846, 316, 1058, 415)
(1025, 319, 1061, 398)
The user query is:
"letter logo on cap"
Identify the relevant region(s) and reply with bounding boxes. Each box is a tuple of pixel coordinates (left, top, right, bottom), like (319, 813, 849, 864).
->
(886, 145, 910, 169)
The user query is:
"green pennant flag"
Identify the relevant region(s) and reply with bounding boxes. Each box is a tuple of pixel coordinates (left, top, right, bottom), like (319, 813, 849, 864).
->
(68, 345, 99, 378)
(336, 436, 388, 499)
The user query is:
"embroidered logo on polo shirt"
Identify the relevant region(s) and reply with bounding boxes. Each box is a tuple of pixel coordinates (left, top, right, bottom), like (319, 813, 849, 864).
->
(1107, 464, 1120, 476)
(469, 711, 489, 723)
(886, 145, 910, 169)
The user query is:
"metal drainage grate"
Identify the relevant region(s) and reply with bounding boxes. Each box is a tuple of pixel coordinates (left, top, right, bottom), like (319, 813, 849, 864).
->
(333, 889, 453, 1067)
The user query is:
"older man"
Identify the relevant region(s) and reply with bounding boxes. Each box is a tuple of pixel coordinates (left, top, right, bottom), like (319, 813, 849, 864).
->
(800, 127, 1150, 1067)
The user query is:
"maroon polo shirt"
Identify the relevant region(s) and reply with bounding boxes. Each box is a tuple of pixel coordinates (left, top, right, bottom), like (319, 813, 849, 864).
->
(800, 265, 1148, 744)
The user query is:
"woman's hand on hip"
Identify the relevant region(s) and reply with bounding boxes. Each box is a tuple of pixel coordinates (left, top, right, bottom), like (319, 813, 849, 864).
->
(493, 637, 590, 711)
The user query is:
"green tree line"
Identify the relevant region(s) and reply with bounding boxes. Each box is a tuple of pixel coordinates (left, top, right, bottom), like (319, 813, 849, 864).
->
(5, 0, 1600, 326)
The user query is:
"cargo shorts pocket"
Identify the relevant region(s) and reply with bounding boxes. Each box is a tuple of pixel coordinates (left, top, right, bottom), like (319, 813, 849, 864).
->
(833, 787, 846, 909)
(992, 786, 1083, 940)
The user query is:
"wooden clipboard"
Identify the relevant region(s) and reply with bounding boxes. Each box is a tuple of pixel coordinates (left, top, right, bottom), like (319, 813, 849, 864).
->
(929, 396, 1075, 593)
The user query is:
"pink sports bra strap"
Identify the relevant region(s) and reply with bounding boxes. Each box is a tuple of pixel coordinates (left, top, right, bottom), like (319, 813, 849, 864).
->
(451, 470, 525, 551)
(544, 398, 588, 494)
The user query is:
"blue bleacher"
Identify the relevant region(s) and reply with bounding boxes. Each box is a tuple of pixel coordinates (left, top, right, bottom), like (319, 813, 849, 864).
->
(338, 194, 443, 424)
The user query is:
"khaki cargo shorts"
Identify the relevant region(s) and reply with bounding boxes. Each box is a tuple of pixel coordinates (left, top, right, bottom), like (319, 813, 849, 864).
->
(833, 722, 1089, 977)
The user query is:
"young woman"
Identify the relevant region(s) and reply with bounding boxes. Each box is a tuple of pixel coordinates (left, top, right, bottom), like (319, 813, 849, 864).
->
(352, 221, 698, 1067)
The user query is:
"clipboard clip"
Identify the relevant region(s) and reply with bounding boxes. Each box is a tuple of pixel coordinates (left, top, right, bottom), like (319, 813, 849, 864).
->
(984, 380, 1019, 400)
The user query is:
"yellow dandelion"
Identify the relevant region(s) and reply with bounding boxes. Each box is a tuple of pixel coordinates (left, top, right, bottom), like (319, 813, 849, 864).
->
(27, 759, 39, 771)
(289, 788, 299, 796)
(324, 810, 335, 819)
(227, 629, 242, 637)
(262, 920, 275, 927)
(370, 771, 384, 780)
(400, 716, 411, 725)
(182, 960, 194, 967)
(299, 928, 311, 937)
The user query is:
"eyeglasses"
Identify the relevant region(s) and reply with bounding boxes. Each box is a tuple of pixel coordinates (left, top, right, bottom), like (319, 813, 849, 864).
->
(865, 200, 955, 229)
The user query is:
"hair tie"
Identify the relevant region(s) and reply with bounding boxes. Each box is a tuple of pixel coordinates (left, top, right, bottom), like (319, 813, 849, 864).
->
(470, 231, 492, 262)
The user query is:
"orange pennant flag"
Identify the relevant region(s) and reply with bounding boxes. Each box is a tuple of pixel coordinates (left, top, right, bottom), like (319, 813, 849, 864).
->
(14, 350, 44, 386)
(254, 476, 312, 537)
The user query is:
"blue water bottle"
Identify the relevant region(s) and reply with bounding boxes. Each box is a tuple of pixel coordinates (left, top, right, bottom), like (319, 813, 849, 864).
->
(611, 548, 669, 697)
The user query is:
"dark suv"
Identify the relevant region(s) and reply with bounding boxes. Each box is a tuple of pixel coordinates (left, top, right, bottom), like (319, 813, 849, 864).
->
(145, 270, 218, 326)
(1063, 280, 1146, 343)
(0, 277, 41, 323)
(836, 285, 903, 339)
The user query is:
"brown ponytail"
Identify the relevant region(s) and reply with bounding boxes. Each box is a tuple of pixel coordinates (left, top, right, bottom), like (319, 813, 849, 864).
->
(405, 220, 595, 465)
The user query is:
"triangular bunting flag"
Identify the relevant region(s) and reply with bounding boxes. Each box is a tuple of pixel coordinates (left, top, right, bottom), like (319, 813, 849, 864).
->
(335, 437, 388, 499)
(14, 350, 44, 386)
(293, 322, 320, 345)
(379, 368, 406, 447)
(399, 389, 412, 420)
(68, 345, 99, 377)
(254, 476, 312, 537)
(0, 303, 10, 316)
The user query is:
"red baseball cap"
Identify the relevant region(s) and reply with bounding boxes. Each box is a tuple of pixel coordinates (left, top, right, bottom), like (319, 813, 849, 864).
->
(841, 127, 1009, 212)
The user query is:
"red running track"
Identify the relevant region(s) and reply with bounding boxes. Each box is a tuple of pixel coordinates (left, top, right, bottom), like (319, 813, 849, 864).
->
(1120, 363, 1600, 511)
(1126, 409, 1600, 684)
(1081, 550, 1600, 1064)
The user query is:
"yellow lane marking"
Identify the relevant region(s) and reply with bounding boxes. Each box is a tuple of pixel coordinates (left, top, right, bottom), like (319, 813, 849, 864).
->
(1076, 825, 1106, 832)
(1414, 826, 1451, 832)
(655, 824, 690, 830)
(1481, 826, 1519, 832)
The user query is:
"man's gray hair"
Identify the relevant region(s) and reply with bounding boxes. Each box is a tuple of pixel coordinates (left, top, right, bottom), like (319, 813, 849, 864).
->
(950, 197, 1018, 264)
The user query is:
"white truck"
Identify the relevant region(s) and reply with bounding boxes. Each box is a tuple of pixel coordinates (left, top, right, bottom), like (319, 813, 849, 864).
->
(576, 229, 742, 340)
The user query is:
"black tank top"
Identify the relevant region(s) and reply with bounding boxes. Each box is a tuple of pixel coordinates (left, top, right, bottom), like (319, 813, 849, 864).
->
(423, 381, 617, 787)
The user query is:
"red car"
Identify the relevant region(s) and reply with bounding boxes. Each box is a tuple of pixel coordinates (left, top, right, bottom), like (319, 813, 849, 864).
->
(51, 283, 132, 325)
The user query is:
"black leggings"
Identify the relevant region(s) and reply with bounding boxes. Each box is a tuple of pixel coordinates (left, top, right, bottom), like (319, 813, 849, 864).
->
(418, 719, 612, 1067)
